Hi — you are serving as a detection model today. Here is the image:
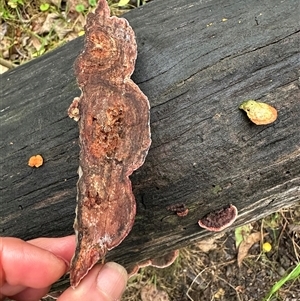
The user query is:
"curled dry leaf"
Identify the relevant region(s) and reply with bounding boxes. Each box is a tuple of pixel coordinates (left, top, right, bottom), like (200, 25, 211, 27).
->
(69, 0, 151, 288)
(30, 36, 42, 52)
(28, 155, 44, 168)
(237, 232, 261, 267)
(239, 99, 278, 125)
(37, 13, 71, 39)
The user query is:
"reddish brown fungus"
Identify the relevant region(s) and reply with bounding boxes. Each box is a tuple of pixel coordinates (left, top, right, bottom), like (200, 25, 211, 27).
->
(127, 264, 140, 278)
(198, 204, 238, 232)
(150, 249, 179, 268)
(167, 203, 189, 217)
(127, 250, 179, 278)
(176, 208, 189, 217)
(69, 0, 151, 288)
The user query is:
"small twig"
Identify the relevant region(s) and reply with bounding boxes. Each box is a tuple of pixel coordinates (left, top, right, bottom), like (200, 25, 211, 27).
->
(277, 220, 288, 249)
(216, 275, 242, 301)
(14, 46, 27, 58)
(186, 267, 208, 301)
(215, 259, 236, 268)
(0, 58, 17, 69)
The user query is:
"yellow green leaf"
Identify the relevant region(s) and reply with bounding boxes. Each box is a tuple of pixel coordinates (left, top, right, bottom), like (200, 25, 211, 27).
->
(235, 224, 252, 248)
(118, 0, 130, 7)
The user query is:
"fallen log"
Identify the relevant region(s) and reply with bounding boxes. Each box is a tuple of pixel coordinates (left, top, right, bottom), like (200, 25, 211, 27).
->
(1, 0, 299, 291)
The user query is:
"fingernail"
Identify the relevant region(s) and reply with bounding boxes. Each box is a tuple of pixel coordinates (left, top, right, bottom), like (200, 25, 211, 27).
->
(96, 262, 128, 299)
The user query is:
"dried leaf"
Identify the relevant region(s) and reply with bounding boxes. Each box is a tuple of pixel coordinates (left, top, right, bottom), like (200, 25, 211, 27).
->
(288, 224, 300, 233)
(38, 13, 60, 34)
(237, 232, 261, 266)
(31, 15, 47, 33)
(53, 20, 72, 40)
(48, 0, 62, 7)
(141, 285, 170, 301)
(0, 37, 11, 59)
(30, 36, 42, 51)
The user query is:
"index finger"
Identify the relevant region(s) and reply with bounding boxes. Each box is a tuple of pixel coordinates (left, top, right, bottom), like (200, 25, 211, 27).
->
(27, 235, 76, 264)
(0, 237, 68, 288)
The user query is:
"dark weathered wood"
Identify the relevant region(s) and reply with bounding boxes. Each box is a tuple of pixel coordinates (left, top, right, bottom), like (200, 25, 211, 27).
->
(1, 0, 299, 291)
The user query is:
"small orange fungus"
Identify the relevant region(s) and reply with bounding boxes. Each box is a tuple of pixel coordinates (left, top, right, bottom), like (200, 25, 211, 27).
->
(28, 155, 44, 168)
(239, 100, 277, 125)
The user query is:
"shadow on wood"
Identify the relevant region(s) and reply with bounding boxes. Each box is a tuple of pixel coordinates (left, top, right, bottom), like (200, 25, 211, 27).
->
(1, 0, 299, 292)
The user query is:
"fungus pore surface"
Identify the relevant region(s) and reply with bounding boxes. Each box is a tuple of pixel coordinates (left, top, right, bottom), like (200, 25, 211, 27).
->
(198, 204, 238, 232)
(69, 0, 151, 287)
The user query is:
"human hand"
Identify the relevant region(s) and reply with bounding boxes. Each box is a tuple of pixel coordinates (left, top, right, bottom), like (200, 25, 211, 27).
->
(0, 236, 128, 301)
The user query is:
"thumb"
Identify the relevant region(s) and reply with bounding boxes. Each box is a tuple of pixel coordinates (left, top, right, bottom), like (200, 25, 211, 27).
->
(58, 262, 128, 301)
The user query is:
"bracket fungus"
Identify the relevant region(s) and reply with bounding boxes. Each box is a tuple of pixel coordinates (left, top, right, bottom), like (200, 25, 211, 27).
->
(127, 250, 179, 278)
(239, 100, 277, 125)
(68, 0, 151, 288)
(198, 204, 238, 232)
(150, 249, 179, 268)
(166, 203, 189, 217)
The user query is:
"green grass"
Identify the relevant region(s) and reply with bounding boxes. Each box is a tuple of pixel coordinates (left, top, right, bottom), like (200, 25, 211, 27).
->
(262, 263, 300, 301)
(0, 0, 147, 69)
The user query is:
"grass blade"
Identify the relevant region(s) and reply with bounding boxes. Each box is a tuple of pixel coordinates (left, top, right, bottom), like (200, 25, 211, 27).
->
(262, 263, 300, 301)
